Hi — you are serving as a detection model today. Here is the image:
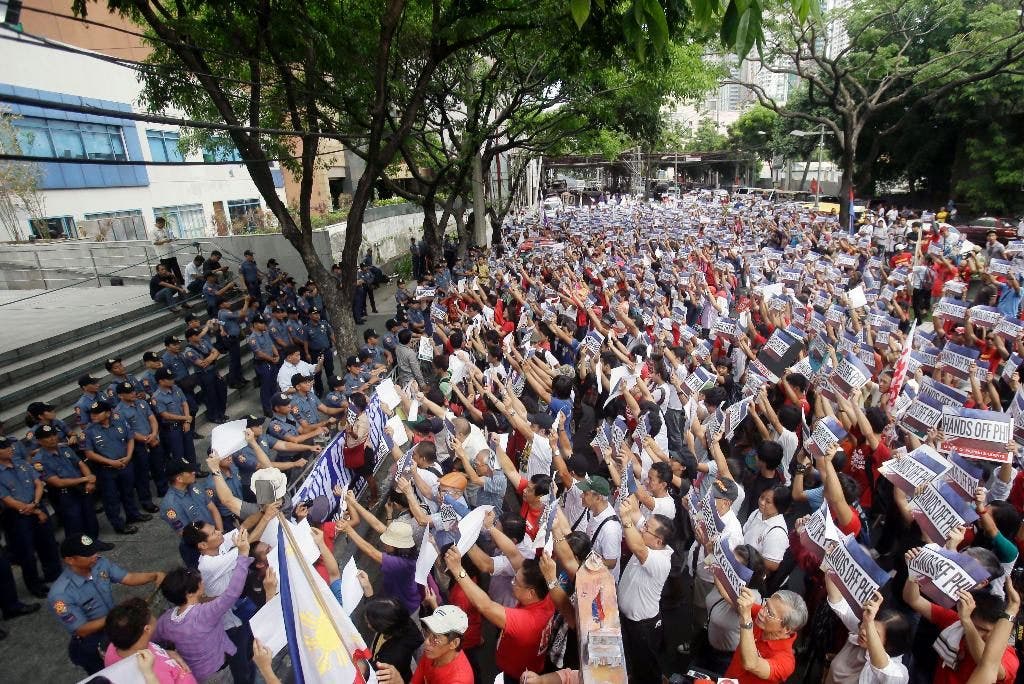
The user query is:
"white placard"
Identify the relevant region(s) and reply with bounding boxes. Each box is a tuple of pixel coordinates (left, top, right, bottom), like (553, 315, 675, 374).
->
(210, 419, 248, 458)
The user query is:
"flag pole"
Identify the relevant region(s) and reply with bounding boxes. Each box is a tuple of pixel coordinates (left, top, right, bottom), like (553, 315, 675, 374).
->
(276, 512, 371, 676)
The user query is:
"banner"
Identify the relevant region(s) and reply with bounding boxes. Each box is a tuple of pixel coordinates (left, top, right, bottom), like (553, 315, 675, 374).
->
(940, 407, 1013, 462)
(292, 432, 358, 504)
(908, 543, 991, 609)
(898, 392, 944, 439)
(945, 452, 983, 500)
(806, 417, 848, 461)
(912, 481, 980, 545)
(825, 533, 891, 618)
(798, 500, 842, 563)
(918, 377, 968, 410)
(712, 538, 753, 603)
(753, 328, 805, 382)
(937, 343, 980, 382)
(878, 445, 951, 496)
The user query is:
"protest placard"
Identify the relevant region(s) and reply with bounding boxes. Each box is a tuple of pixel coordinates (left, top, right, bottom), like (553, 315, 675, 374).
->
(898, 393, 945, 438)
(918, 377, 968, 410)
(907, 348, 938, 375)
(940, 407, 1013, 462)
(996, 317, 1024, 344)
(798, 500, 842, 563)
(1003, 354, 1024, 384)
(968, 306, 1003, 330)
(753, 328, 805, 382)
(878, 445, 951, 496)
(934, 297, 967, 324)
(908, 544, 991, 609)
(723, 397, 753, 441)
(825, 534, 891, 618)
(945, 452, 983, 500)
(712, 539, 754, 604)
(679, 366, 716, 404)
(806, 417, 848, 461)
(912, 481, 981, 545)
(937, 342, 981, 382)
(828, 351, 872, 396)
(712, 317, 740, 343)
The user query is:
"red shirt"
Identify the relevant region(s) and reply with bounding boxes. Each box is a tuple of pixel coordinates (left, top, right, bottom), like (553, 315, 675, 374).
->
(448, 583, 483, 649)
(724, 604, 797, 684)
(516, 479, 543, 540)
(846, 438, 890, 510)
(410, 651, 475, 684)
(930, 604, 1019, 684)
(931, 263, 957, 298)
(495, 596, 555, 678)
(314, 521, 336, 583)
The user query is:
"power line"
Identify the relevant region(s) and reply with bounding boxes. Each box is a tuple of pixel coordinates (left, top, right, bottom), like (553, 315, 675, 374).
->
(0, 150, 343, 166)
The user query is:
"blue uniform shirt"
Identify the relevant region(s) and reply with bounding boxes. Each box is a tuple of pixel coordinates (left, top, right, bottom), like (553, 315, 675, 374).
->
(364, 343, 386, 367)
(161, 350, 190, 382)
(114, 399, 155, 439)
(35, 445, 83, 482)
(202, 281, 221, 308)
(343, 371, 368, 396)
(153, 386, 189, 421)
(267, 415, 299, 453)
(286, 319, 308, 345)
(83, 419, 130, 460)
(323, 390, 347, 409)
(73, 392, 97, 427)
(240, 260, 259, 286)
(217, 309, 243, 337)
(48, 557, 128, 633)
(269, 319, 291, 348)
(306, 320, 333, 350)
(382, 332, 399, 354)
(406, 307, 425, 328)
(183, 343, 211, 372)
(233, 445, 261, 474)
(248, 329, 277, 362)
(103, 374, 141, 404)
(159, 484, 214, 532)
(139, 369, 159, 397)
(291, 391, 322, 426)
(0, 456, 38, 502)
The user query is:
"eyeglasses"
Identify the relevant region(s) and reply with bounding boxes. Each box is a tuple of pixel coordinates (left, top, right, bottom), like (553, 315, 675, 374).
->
(762, 601, 780, 622)
(425, 632, 452, 645)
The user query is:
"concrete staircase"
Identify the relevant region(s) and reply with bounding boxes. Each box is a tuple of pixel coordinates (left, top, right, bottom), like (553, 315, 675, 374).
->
(0, 299, 255, 430)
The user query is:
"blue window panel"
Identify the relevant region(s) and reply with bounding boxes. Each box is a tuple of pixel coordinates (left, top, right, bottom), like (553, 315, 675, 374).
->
(58, 162, 86, 188)
(272, 168, 285, 188)
(100, 165, 121, 186)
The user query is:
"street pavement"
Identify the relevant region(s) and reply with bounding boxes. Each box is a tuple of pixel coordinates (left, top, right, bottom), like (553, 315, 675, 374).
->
(2, 282, 397, 682)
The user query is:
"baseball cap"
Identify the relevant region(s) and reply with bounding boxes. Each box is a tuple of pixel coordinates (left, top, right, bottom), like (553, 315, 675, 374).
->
(528, 413, 555, 430)
(357, 347, 373, 361)
(711, 477, 740, 502)
(115, 381, 136, 395)
(33, 424, 58, 440)
(26, 401, 55, 416)
(185, 328, 202, 339)
(345, 355, 360, 368)
(0, 437, 11, 450)
(271, 393, 292, 408)
(154, 368, 175, 382)
(164, 335, 181, 346)
(267, 258, 278, 266)
(78, 374, 100, 387)
(291, 373, 313, 387)
(364, 328, 379, 339)
(309, 308, 321, 315)
(421, 605, 469, 636)
(286, 305, 298, 314)
(60, 534, 100, 558)
(576, 475, 611, 497)
(142, 351, 161, 362)
(385, 318, 400, 330)
(252, 315, 267, 325)
(88, 400, 112, 414)
(328, 375, 345, 388)
(305, 496, 333, 525)
(404, 416, 443, 434)
(246, 414, 266, 428)
(271, 306, 285, 314)
(166, 459, 197, 477)
(104, 357, 122, 371)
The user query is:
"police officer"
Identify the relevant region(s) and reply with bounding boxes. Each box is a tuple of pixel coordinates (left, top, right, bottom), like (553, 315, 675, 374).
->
(137, 351, 164, 398)
(290, 374, 334, 432)
(266, 258, 284, 299)
(232, 417, 312, 501)
(218, 294, 252, 388)
(113, 382, 165, 503)
(306, 308, 337, 396)
(48, 535, 163, 674)
(101, 357, 140, 404)
(159, 460, 222, 567)
(343, 354, 381, 396)
(161, 335, 191, 383)
(381, 318, 403, 358)
(201, 270, 237, 319)
(183, 327, 229, 423)
(25, 401, 74, 451)
(72, 374, 101, 430)
(323, 375, 350, 417)
(285, 305, 310, 359)
(153, 368, 198, 466)
(268, 305, 292, 350)
(239, 249, 263, 303)
(267, 393, 324, 464)
(0, 436, 61, 597)
(248, 315, 280, 416)
(83, 402, 151, 535)
(362, 327, 392, 367)
(32, 425, 113, 551)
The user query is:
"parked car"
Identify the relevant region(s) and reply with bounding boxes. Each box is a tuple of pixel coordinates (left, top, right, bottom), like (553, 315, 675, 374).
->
(957, 216, 1017, 245)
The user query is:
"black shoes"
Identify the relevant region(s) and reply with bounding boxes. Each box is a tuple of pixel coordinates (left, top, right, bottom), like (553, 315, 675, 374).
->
(4, 602, 40, 620)
(128, 513, 153, 523)
(115, 524, 139, 535)
(141, 503, 160, 514)
(27, 585, 49, 599)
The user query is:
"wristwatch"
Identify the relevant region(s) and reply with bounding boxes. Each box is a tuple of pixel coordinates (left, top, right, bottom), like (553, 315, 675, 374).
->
(622, 522, 634, 529)
(997, 611, 1014, 622)
(458, 570, 467, 579)
(795, 464, 808, 474)
(547, 578, 560, 590)
(740, 621, 754, 630)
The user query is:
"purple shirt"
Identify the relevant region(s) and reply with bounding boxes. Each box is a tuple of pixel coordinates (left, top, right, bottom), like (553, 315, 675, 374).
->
(380, 553, 421, 614)
(153, 555, 252, 682)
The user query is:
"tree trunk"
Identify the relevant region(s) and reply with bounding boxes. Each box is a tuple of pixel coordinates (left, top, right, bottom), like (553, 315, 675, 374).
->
(838, 149, 855, 232)
(798, 158, 811, 191)
(421, 193, 441, 268)
(471, 153, 487, 247)
(455, 198, 472, 258)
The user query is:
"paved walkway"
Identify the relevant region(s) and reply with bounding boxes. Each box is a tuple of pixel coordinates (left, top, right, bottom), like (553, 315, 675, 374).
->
(0, 283, 153, 353)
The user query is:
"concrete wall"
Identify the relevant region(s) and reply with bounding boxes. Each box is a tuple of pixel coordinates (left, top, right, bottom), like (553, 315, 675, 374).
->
(0, 203, 435, 290)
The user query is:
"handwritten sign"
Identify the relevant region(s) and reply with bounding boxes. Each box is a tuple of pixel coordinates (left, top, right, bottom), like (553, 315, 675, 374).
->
(912, 481, 980, 545)
(940, 407, 1013, 462)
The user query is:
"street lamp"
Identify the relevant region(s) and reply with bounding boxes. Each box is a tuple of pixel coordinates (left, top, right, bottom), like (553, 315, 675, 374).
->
(790, 125, 835, 209)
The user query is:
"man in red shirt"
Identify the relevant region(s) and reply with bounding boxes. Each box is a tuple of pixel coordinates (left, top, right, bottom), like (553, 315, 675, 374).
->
(376, 605, 475, 684)
(444, 547, 554, 683)
(726, 587, 807, 684)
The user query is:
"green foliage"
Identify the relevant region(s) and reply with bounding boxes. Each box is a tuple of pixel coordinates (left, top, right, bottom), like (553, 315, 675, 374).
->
(370, 197, 408, 208)
(683, 118, 727, 152)
(394, 253, 413, 280)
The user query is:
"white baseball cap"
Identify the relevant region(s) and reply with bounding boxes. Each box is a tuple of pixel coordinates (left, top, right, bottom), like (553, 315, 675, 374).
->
(421, 605, 469, 635)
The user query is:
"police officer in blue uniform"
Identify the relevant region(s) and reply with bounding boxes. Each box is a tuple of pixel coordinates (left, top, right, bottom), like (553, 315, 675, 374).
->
(217, 294, 251, 388)
(152, 368, 198, 466)
(72, 374, 101, 431)
(343, 354, 380, 396)
(240, 249, 263, 303)
(82, 401, 151, 535)
(183, 327, 229, 423)
(113, 382, 165, 504)
(381, 317, 403, 358)
(305, 308, 336, 395)
(362, 327, 392, 367)
(248, 315, 281, 417)
(232, 416, 312, 501)
(32, 425, 113, 551)
(285, 305, 309, 359)
(0, 436, 61, 597)
(159, 460, 222, 567)
(161, 336, 191, 383)
(25, 401, 74, 452)
(268, 306, 292, 350)
(201, 270, 237, 319)
(48, 535, 163, 674)
(101, 358, 141, 404)
(137, 351, 164, 398)
(289, 374, 335, 432)
(267, 393, 324, 464)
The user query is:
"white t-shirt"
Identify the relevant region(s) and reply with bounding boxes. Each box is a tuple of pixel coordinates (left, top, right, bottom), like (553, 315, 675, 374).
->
(586, 505, 623, 580)
(618, 546, 673, 620)
(197, 530, 241, 629)
(741, 511, 789, 564)
(775, 428, 799, 485)
(827, 596, 910, 684)
(184, 260, 203, 285)
(641, 495, 676, 523)
(277, 359, 318, 392)
(690, 509, 743, 583)
(415, 465, 441, 513)
(152, 226, 173, 258)
(526, 433, 552, 478)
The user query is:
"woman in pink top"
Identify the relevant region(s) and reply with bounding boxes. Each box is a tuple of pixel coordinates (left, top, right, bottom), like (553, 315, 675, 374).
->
(104, 597, 197, 683)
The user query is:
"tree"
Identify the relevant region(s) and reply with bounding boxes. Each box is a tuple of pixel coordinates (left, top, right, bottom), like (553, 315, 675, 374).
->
(728, 0, 1024, 224)
(684, 118, 727, 152)
(75, 0, 549, 352)
(0, 108, 46, 241)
